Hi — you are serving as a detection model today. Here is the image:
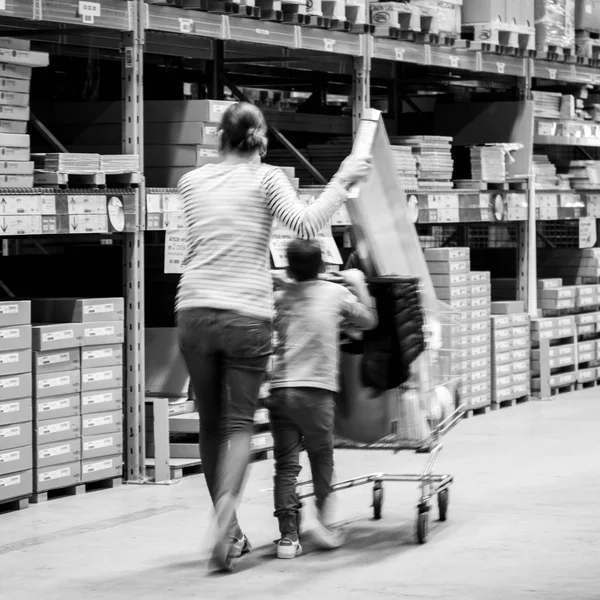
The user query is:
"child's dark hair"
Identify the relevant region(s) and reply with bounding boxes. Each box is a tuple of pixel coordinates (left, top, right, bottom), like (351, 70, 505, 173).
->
(287, 239, 323, 282)
(218, 102, 268, 156)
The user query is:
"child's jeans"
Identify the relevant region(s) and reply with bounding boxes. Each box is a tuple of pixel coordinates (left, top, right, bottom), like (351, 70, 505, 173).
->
(267, 387, 335, 536)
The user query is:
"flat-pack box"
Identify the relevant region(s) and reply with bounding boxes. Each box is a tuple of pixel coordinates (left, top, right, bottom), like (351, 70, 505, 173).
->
(0, 373, 32, 402)
(0, 444, 32, 477)
(36, 438, 81, 469)
(0, 397, 32, 427)
(81, 366, 123, 392)
(81, 431, 123, 460)
(81, 344, 123, 369)
(0, 469, 32, 502)
(81, 410, 123, 437)
(0, 420, 32, 452)
(0, 301, 31, 327)
(81, 388, 123, 415)
(82, 321, 124, 346)
(32, 298, 124, 324)
(35, 415, 80, 446)
(35, 394, 80, 422)
(81, 454, 122, 483)
(145, 99, 234, 124)
(35, 461, 81, 493)
(0, 325, 32, 351)
(198, 122, 219, 146)
(32, 323, 83, 352)
(427, 260, 470, 275)
(430, 272, 469, 288)
(424, 247, 470, 262)
(0, 349, 31, 377)
(33, 348, 80, 375)
(34, 370, 80, 399)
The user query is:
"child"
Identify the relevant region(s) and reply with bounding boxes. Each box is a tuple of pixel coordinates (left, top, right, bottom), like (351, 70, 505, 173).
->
(268, 238, 378, 559)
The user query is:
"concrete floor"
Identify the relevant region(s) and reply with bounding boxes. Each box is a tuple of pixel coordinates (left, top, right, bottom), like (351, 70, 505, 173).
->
(1, 390, 599, 600)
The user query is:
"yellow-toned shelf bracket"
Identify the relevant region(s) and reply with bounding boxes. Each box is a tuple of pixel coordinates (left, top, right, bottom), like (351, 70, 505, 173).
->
(121, 0, 147, 483)
(352, 34, 371, 139)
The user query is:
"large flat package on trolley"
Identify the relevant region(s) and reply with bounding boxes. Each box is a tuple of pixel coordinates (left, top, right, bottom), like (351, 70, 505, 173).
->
(336, 110, 453, 447)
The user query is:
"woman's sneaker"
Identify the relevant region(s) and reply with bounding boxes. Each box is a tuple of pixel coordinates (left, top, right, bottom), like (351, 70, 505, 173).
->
(277, 537, 302, 559)
(228, 534, 252, 559)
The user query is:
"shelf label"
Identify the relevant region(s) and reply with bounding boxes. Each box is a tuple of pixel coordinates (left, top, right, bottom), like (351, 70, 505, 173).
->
(548, 68, 557, 80)
(0, 402, 18, 414)
(0, 329, 18, 340)
(179, 18, 194, 33)
(78, 1, 101, 24)
(84, 438, 114, 452)
(0, 475, 20, 488)
(496, 62, 505, 74)
(449, 56, 459, 68)
(255, 28, 270, 36)
(0, 353, 18, 365)
(0, 304, 17, 314)
(579, 217, 597, 249)
(394, 47, 405, 61)
(323, 38, 335, 52)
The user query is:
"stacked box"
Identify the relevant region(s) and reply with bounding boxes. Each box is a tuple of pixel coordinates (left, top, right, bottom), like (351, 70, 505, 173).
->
(31, 298, 125, 486)
(0, 38, 48, 191)
(491, 301, 531, 405)
(31, 321, 83, 494)
(535, 0, 576, 51)
(530, 314, 578, 396)
(0, 301, 33, 505)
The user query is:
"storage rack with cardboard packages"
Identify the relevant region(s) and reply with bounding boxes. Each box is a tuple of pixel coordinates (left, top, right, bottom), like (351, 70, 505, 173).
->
(1, 0, 600, 496)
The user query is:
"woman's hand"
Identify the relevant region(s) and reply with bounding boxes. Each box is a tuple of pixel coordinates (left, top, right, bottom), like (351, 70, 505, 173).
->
(335, 154, 373, 189)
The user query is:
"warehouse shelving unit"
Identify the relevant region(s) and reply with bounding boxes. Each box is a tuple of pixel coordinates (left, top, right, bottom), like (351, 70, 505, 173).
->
(1, 0, 600, 480)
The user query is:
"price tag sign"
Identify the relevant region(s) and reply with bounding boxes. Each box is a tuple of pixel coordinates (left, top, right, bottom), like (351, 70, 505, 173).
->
(395, 47, 405, 61)
(579, 217, 597, 248)
(164, 230, 188, 274)
(323, 38, 335, 52)
(496, 62, 506, 74)
(78, 1, 101, 24)
(548, 68, 557, 80)
(179, 18, 194, 33)
(449, 56, 459, 68)
(538, 120, 555, 136)
(256, 28, 270, 36)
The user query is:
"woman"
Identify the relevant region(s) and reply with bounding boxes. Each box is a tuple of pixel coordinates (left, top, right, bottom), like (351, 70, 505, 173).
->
(176, 102, 371, 571)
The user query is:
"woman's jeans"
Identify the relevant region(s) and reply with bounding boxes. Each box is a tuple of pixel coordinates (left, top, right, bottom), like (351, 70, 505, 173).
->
(178, 308, 271, 537)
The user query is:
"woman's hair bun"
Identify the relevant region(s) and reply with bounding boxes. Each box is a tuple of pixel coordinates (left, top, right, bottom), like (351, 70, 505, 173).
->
(219, 102, 268, 156)
(244, 127, 262, 150)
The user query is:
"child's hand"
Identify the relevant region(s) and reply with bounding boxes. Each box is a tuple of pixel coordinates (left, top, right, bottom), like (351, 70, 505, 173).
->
(340, 269, 366, 292)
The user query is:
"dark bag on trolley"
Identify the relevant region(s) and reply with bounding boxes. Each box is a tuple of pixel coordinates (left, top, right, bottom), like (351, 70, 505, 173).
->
(354, 276, 426, 391)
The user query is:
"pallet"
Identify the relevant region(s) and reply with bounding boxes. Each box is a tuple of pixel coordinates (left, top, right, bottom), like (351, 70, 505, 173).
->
(0, 496, 29, 514)
(146, 449, 274, 481)
(31, 477, 122, 504)
(463, 404, 490, 418)
(491, 395, 529, 411)
(576, 378, 600, 390)
(535, 45, 576, 62)
(459, 22, 535, 56)
(33, 172, 141, 189)
(576, 31, 600, 62)
(387, 28, 456, 46)
(533, 383, 577, 399)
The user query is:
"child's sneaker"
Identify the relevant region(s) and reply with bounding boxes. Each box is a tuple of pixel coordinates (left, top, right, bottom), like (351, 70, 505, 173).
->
(277, 537, 302, 559)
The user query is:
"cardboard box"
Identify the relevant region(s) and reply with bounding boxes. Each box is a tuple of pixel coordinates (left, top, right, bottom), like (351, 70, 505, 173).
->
(81, 344, 123, 369)
(82, 321, 124, 346)
(0, 325, 32, 354)
(32, 324, 83, 351)
(434, 285, 470, 301)
(469, 271, 491, 283)
(198, 122, 219, 146)
(34, 370, 80, 399)
(0, 372, 32, 402)
(424, 248, 469, 262)
(32, 298, 124, 324)
(55, 195, 107, 216)
(0, 397, 31, 427)
(81, 365, 123, 392)
(81, 431, 123, 460)
(427, 260, 470, 275)
(493, 350, 513, 365)
(0, 349, 31, 377)
(430, 272, 469, 288)
(35, 461, 81, 493)
(0, 444, 32, 477)
(0, 301, 31, 327)
(33, 348, 80, 375)
(81, 388, 123, 415)
(0, 420, 32, 452)
(492, 315, 512, 330)
(81, 410, 123, 437)
(35, 415, 80, 445)
(538, 278, 563, 290)
(0, 469, 32, 502)
(81, 454, 122, 483)
(36, 438, 80, 469)
(35, 394, 80, 422)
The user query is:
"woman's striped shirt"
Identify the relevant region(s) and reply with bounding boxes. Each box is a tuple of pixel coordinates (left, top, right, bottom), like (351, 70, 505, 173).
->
(175, 161, 347, 322)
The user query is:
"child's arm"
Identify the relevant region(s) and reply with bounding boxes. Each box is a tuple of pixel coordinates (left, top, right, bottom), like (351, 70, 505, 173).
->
(339, 269, 378, 331)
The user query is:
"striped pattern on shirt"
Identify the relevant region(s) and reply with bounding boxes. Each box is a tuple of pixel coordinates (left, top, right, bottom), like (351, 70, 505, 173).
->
(175, 161, 347, 321)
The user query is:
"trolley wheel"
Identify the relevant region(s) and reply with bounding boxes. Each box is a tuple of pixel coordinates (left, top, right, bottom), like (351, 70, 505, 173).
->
(416, 509, 429, 544)
(438, 488, 449, 522)
(372, 486, 383, 520)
